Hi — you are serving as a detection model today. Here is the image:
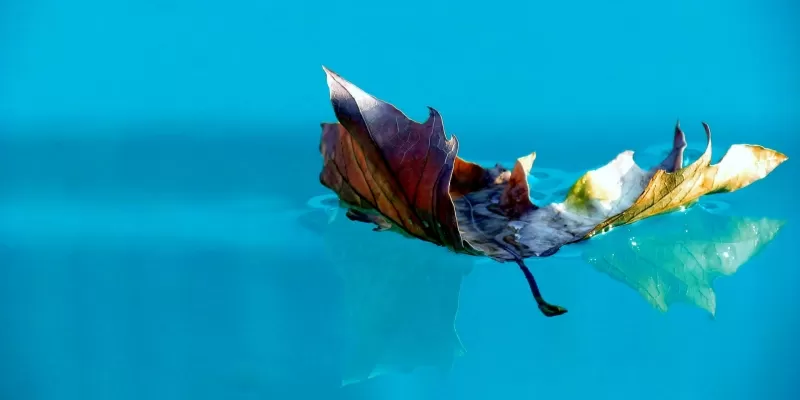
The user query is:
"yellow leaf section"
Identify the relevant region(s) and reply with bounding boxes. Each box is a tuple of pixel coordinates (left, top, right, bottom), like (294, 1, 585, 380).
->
(568, 123, 788, 239)
(562, 150, 644, 218)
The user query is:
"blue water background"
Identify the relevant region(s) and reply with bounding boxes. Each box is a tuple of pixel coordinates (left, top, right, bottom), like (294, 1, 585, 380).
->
(1, 0, 798, 399)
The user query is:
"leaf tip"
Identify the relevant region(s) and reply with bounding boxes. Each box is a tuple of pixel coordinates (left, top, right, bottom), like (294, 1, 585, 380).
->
(761, 147, 788, 171)
(322, 66, 348, 95)
(673, 122, 687, 149)
(498, 153, 538, 217)
(425, 106, 443, 121)
(518, 152, 536, 175)
(701, 121, 711, 136)
(321, 65, 339, 85)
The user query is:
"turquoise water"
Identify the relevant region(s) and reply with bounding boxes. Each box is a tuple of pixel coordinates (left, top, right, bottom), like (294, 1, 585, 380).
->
(1, 0, 798, 399)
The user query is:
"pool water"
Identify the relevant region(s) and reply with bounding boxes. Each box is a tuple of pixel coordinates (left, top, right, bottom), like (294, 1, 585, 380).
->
(1, 1, 798, 399)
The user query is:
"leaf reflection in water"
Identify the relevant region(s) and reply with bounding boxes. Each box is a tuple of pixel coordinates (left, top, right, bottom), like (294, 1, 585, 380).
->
(298, 198, 472, 387)
(583, 207, 785, 316)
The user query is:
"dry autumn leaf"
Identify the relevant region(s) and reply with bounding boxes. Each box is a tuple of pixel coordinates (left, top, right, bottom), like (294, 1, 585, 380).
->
(571, 122, 789, 239)
(317, 67, 788, 317)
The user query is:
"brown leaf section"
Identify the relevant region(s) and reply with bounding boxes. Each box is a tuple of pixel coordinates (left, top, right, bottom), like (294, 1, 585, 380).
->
(582, 123, 788, 238)
(499, 153, 537, 218)
(450, 157, 507, 198)
(319, 67, 497, 253)
(319, 122, 374, 210)
(322, 122, 500, 202)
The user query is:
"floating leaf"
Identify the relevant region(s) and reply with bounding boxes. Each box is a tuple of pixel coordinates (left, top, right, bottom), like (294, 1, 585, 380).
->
(317, 67, 788, 317)
(583, 209, 785, 315)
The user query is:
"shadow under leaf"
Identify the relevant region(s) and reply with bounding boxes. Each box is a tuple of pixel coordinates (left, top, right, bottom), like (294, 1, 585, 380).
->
(582, 207, 785, 316)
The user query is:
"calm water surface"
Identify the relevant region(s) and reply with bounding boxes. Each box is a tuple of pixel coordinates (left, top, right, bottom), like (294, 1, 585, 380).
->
(1, 0, 798, 399)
